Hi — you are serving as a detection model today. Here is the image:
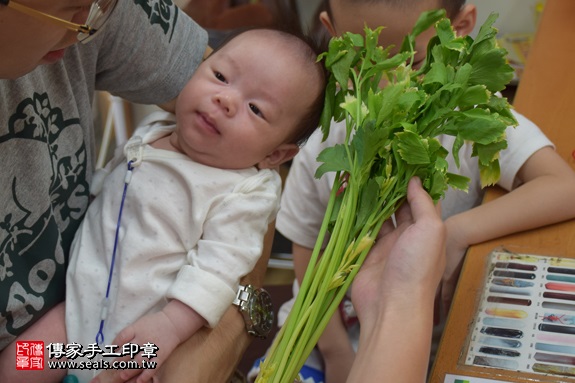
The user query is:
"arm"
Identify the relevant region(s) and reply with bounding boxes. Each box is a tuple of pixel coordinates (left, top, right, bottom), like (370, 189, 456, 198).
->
(348, 177, 446, 382)
(93, 221, 274, 383)
(0, 303, 67, 383)
(155, 220, 276, 382)
(293, 243, 354, 383)
(442, 146, 575, 311)
(155, 171, 281, 382)
(105, 301, 206, 382)
(94, 169, 280, 383)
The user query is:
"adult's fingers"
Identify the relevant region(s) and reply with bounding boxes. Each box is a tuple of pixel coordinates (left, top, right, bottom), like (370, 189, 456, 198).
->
(378, 217, 395, 238)
(405, 177, 438, 222)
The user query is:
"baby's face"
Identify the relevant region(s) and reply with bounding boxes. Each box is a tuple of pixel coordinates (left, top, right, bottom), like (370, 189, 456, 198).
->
(173, 30, 319, 169)
(327, 0, 441, 69)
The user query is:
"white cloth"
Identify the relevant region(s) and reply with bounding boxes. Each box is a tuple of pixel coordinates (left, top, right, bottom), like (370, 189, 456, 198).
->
(66, 113, 281, 381)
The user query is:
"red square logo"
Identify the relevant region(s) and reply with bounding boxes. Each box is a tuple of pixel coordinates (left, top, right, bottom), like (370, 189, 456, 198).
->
(15, 341, 44, 370)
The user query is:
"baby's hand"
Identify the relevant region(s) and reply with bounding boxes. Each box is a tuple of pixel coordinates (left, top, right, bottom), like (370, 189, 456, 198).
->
(94, 311, 183, 383)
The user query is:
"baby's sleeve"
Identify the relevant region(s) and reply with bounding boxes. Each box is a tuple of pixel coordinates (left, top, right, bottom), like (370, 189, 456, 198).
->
(166, 170, 282, 327)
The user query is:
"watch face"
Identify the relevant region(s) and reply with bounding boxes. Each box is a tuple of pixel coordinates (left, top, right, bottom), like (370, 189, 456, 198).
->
(248, 288, 274, 337)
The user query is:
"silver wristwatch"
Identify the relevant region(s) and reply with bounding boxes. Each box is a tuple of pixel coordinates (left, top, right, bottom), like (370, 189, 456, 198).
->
(232, 284, 274, 339)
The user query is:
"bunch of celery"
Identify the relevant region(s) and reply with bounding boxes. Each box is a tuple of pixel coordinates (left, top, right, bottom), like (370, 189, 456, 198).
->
(256, 10, 516, 383)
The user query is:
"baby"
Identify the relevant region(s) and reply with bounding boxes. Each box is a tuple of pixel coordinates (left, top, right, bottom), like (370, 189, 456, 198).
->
(1, 27, 326, 383)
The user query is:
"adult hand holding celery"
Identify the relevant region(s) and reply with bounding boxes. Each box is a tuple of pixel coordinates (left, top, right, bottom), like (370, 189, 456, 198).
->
(256, 10, 516, 383)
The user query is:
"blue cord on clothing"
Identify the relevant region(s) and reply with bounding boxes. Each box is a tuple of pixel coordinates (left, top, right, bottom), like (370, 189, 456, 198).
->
(95, 161, 134, 345)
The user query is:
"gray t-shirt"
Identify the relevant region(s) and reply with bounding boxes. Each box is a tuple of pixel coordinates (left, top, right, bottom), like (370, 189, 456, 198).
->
(0, 0, 207, 349)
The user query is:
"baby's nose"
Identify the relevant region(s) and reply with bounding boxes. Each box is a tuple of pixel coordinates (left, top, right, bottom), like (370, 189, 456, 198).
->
(214, 92, 237, 115)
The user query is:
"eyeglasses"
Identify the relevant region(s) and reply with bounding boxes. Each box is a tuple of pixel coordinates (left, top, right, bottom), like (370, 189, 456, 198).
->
(0, 0, 118, 43)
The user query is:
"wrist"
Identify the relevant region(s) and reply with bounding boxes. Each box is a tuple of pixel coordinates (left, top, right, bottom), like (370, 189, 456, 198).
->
(222, 305, 253, 349)
(163, 300, 206, 342)
(362, 290, 434, 337)
(445, 213, 472, 248)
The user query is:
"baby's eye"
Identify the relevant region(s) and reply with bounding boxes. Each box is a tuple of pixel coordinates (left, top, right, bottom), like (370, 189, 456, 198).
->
(249, 103, 264, 118)
(214, 71, 227, 83)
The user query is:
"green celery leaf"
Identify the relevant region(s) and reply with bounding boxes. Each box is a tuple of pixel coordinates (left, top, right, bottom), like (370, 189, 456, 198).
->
(315, 144, 353, 178)
(471, 13, 499, 50)
(340, 94, 368, 126)
(469, 49, 515, 92)
(446, 172, 471, 191)
(320, 76, 337, 140)
(479, 158, 501, 187)
(454, 109, 507, 145)
(333, 88, 348, 123)
(436, 18, 466, 53)
(352, 119, 388, 172)
(487, 97, 518, 126)
(364, 26, 384, 65)
(427, 166, 449, 201)
(416, 35, 440, 75)
(426, 136, 444, 158)
(459, 84, 490, 109)
(395, 130, 431, 165)
(410, 9, 446, 40)
(322, 41, 346, 67)
(450, 134, 465, 168)
(454, 63, 472, 85)
(423, 62, 448, 87)
(348, 32, 365, 48)
(365, 53, 411, 78)
(400, 9, 445, 67)
(472, 140, 508, 166)
(376, 82, 405, 125)
(331, 48, 356, 92)
(367, 89, 383, 123)
(397, 89, 425, 115)
(353, 179, 379, 235)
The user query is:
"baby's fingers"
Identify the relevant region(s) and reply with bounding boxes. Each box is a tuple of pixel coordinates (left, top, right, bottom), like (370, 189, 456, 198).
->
(111, 326, 136, 347)
(90, 362, 139, 383)
(135, 367, 157, 383)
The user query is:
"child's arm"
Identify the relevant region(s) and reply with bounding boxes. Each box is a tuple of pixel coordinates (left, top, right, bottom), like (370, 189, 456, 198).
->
(441, 146, 575, 311)
(293, 243, 355, 383)
(107, 300, 206, 383)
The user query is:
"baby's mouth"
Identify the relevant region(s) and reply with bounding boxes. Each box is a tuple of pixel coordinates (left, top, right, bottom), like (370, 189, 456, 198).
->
(198, 112, 221, 135)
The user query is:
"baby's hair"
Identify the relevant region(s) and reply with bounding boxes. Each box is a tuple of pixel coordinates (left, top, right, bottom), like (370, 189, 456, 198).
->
(211, 27, 328, 148)
(325, 0, 466, 20)
(271, 29, 327, 147)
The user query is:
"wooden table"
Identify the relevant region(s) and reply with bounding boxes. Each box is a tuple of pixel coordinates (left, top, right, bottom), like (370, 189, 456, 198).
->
(429, 0, 575, 382)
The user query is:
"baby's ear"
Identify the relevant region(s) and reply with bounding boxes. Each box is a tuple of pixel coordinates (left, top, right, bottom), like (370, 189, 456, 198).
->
(257, 144, 299, 169)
